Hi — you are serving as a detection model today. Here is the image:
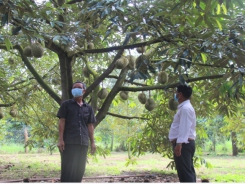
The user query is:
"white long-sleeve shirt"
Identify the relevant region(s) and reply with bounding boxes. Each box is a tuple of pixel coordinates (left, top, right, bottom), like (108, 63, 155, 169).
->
(168, 100, 196, 143)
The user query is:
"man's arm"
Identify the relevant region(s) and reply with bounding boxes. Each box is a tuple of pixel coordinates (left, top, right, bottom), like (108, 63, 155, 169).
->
(57, 118, 65, 152)
(88, 123, 96, 155)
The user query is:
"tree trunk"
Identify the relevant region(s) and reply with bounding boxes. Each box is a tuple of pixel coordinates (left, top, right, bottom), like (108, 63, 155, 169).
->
(231, 131, 238, 156)
(110, 134, 114, 151)
(127, 142, 131, 159)
(24, 128, 28, 153)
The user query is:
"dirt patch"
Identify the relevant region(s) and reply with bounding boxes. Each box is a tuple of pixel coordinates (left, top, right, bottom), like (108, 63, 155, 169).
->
(0, 171, 204, 183)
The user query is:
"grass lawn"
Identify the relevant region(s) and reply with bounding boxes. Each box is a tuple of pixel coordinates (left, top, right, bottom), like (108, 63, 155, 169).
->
(0, 150, 245, 182)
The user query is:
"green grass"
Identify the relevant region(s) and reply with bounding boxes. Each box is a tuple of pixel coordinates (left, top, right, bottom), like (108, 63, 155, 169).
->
(0, 143, 45, 154)
(0, 144, 245, 182)
(196, 154, 245, 182)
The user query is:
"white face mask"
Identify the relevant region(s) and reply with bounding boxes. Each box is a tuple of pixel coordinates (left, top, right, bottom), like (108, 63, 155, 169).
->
(174, 93, 179, 102)
(71, 88, 83, 97)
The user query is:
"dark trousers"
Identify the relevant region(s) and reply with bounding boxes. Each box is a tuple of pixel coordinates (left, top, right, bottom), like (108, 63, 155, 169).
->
(60, 144, 88, 182)
(173, 140, 196, 182)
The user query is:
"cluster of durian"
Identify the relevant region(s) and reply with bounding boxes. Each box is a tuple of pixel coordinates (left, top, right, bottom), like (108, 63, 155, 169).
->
(137, 92, 156, 111)
(115, 55, 136, 70)
(23, 43, 44, 58)
(98, 88, 109, 100)
(83, 67, 90, 78)
(168, 98, 178, 111)
(10, 106, 18, 117)
(158, 71, 168, 84)
(136, 46, 145, 54)
(87, 42, 94, 49)
(0, 106, 18, 119)
(120, 91, 129, 100)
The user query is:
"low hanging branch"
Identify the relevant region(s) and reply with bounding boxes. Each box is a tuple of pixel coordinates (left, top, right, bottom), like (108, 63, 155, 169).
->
(98, 109, 149, 120)
(119, 74, 224, 92)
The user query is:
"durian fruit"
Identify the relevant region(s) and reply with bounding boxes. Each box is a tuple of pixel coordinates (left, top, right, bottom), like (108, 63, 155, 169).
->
(136, 46, 145, 54)
(120, 91, 129, 100)
(115, 57, 129, 69)
(52, 78, 60, 85)
(0, 108, 3, 119)
(23, 46, 33, 57)
(126, 55, 136, 70)
(145, 98, 156, 111)
(8, 58, 14, 65)
(98, 88, 109, 99)
(57, 0, 65, 6)
(158, 71, 168, 84)
(31, 43, 44, 58)
(87, 42, 94, 49)
(10, 107, 18, 117)
(138, 92, 147, 104)
(83, 67, 90, 78)
(168, 98, 178, 111)
(135, 55, 149, 73)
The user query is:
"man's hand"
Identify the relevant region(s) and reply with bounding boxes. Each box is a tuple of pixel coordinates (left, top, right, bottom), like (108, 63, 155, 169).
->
(57, 140, 65, 152)
(90, 142, 96, 155)
(174, 143, 182, 157)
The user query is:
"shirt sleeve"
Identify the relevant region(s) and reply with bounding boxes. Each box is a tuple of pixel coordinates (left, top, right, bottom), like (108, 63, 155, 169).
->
(177, 106, 192, 143)
(57, 101, 67, 119)
(87, 106, 97, 124)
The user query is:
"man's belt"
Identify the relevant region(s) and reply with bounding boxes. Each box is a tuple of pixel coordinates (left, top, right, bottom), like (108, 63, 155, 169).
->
(171, 138, 194, 144)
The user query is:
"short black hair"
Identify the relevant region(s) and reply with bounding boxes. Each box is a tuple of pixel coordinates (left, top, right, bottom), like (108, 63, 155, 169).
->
(177, 84, 192, 99)
(73, 81, 86, 89)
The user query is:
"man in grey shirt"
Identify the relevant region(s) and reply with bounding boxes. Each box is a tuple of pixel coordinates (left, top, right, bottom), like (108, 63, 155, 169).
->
(57, 81, 96, 182)
(169, 84, 196, 182)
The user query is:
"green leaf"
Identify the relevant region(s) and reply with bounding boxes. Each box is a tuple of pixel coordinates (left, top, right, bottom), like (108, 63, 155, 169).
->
(103, 29, 111, 41)
(115, 6, 124, 12)
(204, 15, 214, 32)
(215, 19, 222, 30)
(216, 4, 221, 14)
(200, 32, 213, 39)
(4, 37, 12, 51)
(53, 35, 60, 42)
(195, 15, 203, 27)
(201, 53, 207, 63)
(221, 4, 227, 14)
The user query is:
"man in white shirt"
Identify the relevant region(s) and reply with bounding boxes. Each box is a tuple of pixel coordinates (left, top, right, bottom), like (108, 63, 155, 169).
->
(168, 84, 196, 182)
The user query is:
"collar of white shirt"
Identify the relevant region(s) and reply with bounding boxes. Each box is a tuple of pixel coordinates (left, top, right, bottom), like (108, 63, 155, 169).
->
(177, 99, 190, 109)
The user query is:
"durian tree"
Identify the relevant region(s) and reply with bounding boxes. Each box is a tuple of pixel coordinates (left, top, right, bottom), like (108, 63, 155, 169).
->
(1, 0, 245, 158)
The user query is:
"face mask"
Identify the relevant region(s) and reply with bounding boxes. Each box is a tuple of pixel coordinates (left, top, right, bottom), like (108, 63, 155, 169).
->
(174, 93, 179, 102)
(71, 88, 83, 98)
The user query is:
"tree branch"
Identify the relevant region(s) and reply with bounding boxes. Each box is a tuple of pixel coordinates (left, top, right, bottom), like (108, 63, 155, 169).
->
(77, 35, 172, 55)
(95, 67, 129, 127)
(14, 45, 61, 104)
(105, 111, 149, 120)
(119, 74, 224, 92)
(0, 102, 15, 107)
(107, 75, 148, 86)
(84, 35, 132, 98)
(66, 0, 85, 4)
(151, 59, 234, 69)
